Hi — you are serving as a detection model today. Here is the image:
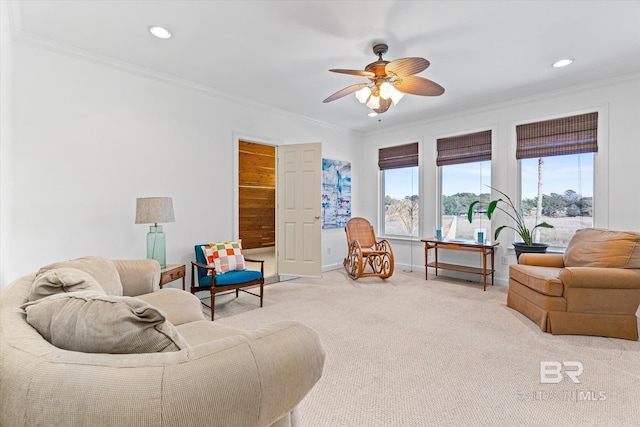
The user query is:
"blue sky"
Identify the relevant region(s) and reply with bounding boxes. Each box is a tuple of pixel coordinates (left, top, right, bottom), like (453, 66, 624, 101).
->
(520, 155, 593, 198)
(384, 167, 419, 199)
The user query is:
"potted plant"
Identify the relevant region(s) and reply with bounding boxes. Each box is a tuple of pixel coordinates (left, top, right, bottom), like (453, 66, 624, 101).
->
(467, 186, 554, 262)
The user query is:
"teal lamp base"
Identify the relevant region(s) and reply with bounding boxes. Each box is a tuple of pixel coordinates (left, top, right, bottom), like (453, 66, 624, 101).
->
(147, 225, 166, 268)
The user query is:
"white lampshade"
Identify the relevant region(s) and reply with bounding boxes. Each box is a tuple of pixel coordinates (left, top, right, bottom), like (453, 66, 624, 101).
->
(355, 86, 371, 103)
(366, 95, 380, 110)
(379, 82, 395, 100)
(135, 197, 175, 225)
(391, 90, 405, 105)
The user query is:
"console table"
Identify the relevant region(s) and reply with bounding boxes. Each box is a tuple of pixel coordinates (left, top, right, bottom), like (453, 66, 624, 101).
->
(421, 239, 499, 291)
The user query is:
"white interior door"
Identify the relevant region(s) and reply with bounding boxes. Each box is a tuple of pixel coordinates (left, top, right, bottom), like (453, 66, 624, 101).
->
(276, 143, 322, 278)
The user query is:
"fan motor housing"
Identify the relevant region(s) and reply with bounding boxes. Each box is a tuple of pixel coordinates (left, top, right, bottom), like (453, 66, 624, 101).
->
(366, 43, 390, 77)
(365, 61, 389, 77)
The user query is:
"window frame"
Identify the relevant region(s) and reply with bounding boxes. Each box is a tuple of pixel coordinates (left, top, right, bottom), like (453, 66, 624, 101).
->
(512, 108, 606, 251)
(436, 128, 494, 241)
(378, 142, 421, 240)
(517, 152, 596, 250)
(439, 159, 492, 241)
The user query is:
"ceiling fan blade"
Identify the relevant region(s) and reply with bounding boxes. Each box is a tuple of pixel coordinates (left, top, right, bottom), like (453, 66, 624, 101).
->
(385, 57, 430, 77)
(395, 76, 445, 96)
(374, 97, 392, 114)
(329, 69, 375, 78)
(323, 83, 368, 103)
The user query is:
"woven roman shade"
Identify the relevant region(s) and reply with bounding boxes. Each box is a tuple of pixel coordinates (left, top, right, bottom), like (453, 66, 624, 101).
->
(516, 112, 598, 159)
(378, 142, 418, 170)
(436, 130, 492, 166)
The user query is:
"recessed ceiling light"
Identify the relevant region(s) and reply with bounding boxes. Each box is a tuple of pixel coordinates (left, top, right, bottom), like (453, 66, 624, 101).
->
(552, 58, 574, 68)
(148, 26, 172, 39)
(368, 112, 378, 117)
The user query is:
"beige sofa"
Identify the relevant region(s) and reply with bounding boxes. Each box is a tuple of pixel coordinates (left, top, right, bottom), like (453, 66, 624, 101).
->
(508, 228, 640, 340)
(0, 257, 325, 426)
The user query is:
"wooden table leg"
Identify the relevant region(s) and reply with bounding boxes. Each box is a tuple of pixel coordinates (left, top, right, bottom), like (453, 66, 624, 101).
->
(424, 244, 429, 280)
(482, 250, 487, 291)
(490, 247, 495, 287)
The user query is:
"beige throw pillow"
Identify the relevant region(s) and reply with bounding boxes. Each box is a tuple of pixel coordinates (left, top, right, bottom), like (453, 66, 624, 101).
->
(29, 267, 105, 301)
(23, 291, 189, 354)
(37, 256, 123, 296)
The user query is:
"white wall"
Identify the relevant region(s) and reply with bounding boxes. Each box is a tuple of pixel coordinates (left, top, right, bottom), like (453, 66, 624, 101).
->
(361, 75, 640, 285)
(4, 32, 639, 289)
(1, 40, 360, 286)
(0, 1, 15, 288)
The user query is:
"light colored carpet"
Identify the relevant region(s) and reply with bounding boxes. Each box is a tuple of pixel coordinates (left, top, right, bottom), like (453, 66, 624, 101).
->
(202, 269, 640, 427)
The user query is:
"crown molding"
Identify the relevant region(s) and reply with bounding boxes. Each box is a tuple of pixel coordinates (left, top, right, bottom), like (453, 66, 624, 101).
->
(7, 1, 355, 135)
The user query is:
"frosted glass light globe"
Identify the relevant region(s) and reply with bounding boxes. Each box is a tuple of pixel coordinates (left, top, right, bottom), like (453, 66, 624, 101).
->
(355, 87, 371, 103)
(379, 82, 395, 100)
(366, 96, 380, 110)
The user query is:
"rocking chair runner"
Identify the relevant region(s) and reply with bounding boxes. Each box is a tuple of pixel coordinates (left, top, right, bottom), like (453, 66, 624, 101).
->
(343, 217, 394, 280)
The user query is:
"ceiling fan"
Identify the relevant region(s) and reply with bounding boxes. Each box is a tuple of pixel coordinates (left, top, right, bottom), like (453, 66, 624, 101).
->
(323, 43, 445, 115)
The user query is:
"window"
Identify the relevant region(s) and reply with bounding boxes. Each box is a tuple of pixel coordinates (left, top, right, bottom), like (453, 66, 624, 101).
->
(379, 143, 419, 237)
(437, 130, 492, 241)
(517, 112, 597, 248)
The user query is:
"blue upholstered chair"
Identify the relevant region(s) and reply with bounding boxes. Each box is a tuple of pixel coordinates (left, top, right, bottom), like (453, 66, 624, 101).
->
(191, 244, 264, 320)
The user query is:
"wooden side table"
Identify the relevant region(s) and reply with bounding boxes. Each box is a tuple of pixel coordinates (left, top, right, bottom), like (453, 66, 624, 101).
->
(159, 264, 186, 290)
(421, 238, 499, 291)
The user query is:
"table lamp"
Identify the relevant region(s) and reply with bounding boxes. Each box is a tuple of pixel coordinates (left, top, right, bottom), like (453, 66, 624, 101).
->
(135, 197, 175, 268)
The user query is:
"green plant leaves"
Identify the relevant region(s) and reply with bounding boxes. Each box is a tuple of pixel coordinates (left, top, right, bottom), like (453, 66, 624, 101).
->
(466, 185, 554, 244)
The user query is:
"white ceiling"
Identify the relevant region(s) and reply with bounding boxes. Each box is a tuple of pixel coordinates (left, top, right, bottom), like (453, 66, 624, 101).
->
(10, 0, 640, 133)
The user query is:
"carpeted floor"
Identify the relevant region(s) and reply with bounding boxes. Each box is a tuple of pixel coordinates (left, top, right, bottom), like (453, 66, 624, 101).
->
(201, 269, 640, 427)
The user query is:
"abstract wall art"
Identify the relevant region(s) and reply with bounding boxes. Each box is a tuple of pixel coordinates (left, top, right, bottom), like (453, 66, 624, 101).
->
(322, 158, 351, 229)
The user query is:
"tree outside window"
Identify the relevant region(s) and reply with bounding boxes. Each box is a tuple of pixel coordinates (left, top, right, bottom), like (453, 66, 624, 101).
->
(517, 112, 597, 249)
(382, 167, 419, 237)
(379, 143, 419, 238)
(441, 161, 491, 240)
(520, 154, 593, 248)
(437, 130, 492, 241)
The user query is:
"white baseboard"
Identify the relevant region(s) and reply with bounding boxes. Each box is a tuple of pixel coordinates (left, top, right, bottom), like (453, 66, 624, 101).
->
(322, 263, 343, 272)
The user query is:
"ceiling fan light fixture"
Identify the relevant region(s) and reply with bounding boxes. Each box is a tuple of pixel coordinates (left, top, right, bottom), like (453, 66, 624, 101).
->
(148, 26, 172, 39)
(355, 86, 372, 103)
(366, 95, 380, 110)
(324, 43, 443, 114)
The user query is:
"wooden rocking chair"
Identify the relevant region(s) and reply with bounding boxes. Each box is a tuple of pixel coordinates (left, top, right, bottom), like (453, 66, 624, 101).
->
(343, 217, 394, 280)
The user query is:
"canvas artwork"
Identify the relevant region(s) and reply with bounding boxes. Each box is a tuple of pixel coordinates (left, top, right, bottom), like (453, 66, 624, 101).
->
(322, 158, 351, 229)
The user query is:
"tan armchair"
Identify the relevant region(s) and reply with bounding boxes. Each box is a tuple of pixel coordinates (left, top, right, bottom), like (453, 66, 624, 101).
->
(508, 228, 640, 340)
